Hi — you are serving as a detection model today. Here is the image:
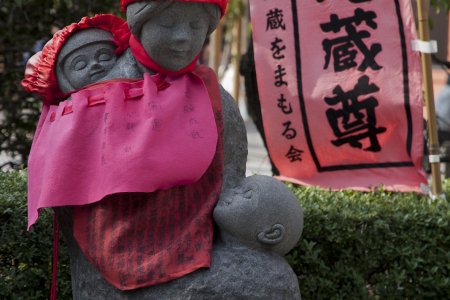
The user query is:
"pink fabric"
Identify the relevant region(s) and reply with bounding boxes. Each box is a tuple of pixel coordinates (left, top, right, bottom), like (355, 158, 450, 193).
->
(250, 0, 426, 191)
(28, 72, 218, 228)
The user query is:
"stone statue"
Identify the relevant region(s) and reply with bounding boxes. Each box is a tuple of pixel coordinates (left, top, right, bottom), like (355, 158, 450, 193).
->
(214, 175, 303, 256)
(55, 175, 302, 299)
(22, 1, 303, 299)
(55, 28, 119, 93)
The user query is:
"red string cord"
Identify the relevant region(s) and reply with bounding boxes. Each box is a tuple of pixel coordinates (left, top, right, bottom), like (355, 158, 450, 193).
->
(50, 210, 59, 300)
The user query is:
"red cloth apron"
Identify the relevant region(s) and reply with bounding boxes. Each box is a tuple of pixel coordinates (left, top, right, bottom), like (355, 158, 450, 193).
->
(27, 71, 218, 229)
(72, 65, 224, 290)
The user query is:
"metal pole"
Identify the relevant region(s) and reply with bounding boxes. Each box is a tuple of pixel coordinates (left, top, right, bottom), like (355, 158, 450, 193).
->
(416, 0, 443, 195)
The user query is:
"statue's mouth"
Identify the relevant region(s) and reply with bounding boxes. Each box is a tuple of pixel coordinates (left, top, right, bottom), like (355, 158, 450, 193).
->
(90, 69, 105, 79)
(170, 49, 190, 57)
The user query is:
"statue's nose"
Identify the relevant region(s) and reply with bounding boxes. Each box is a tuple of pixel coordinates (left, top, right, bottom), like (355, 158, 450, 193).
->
(172, 26, 191, 44)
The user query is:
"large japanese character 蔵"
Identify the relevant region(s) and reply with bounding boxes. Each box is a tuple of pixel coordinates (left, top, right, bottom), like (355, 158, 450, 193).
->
(324, 75, 386, 152)
(266, 8, 286, 31)
(320, 8, 382, 72)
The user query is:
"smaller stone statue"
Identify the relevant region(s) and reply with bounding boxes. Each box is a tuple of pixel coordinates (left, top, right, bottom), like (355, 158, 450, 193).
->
(22, 14, 133, 106)
(214, 175, 303, 256)
(55, 28, 118, 93)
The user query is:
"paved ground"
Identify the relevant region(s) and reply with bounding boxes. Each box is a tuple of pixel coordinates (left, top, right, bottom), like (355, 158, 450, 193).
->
(245, 120, 272, 177)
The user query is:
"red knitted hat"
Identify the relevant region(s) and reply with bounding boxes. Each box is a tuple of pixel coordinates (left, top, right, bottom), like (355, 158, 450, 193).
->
(120, 0, 228, 17)
(21, 14, 130, 105)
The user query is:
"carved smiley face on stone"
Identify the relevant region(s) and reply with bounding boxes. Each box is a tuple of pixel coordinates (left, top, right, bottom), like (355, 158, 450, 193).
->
(56, 28, 118, 93)
(62, 42, 117, 90)
(214, 175, 304, 256)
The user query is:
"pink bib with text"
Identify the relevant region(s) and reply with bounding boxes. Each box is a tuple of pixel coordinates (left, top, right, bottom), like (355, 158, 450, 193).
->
(27, 72, 218, 228)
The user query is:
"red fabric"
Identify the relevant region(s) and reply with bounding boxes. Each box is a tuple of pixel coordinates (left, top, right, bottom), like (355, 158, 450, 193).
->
(129, 34, 200, 76)
(50, 210, 59, 300)
(21, 14, 130, 105)
(120, 0, 228, 16)
(249, 0, 427, 192)
(72, 65, 224, 290)
(27, 73, 218, 228)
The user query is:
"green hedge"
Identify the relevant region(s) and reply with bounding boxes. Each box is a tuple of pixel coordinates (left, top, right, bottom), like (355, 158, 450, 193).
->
(0, 171, 71, 300)
(287, 182, 450, 299)
(1, 171, 449, 299)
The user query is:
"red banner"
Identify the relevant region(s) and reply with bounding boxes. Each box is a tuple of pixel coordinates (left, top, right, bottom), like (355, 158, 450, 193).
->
(249, 0, 426, 191)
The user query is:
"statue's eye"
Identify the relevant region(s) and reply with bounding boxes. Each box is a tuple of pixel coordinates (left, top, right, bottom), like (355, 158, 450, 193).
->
(96, 48, 114, 62)
(71, 57, 87, 71)
(98, 53, 112, 62)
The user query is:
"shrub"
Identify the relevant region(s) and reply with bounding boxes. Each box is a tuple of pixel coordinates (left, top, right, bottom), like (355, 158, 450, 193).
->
(1, 170, 449, 299)
(287, 183, 450, 299)
(0, 170, 71, 300)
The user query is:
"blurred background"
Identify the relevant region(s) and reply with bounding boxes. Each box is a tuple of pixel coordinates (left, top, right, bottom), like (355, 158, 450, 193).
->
(0, 0, 449, 173)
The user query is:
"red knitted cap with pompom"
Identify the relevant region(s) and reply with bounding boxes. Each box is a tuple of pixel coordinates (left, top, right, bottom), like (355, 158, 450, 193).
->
(21, 14, 130, 105)
(120, 0, 228, 17)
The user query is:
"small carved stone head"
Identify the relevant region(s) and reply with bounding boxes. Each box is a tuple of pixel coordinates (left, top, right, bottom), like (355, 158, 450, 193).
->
(22, 14, 130, 104)
(55, 28, 118, 94)
(214, 175, 304, 256)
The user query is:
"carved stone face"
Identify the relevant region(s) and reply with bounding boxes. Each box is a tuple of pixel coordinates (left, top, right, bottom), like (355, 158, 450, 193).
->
(61, 42, 117, 90)
(214, 175, 304, 255)
(214, 177, 264, 245)
(140, 2, 210, 71)
(56, 28, 118, 94)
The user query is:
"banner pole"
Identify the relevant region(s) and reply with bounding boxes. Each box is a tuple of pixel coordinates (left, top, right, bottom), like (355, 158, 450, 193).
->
(416, 0, 443, 195)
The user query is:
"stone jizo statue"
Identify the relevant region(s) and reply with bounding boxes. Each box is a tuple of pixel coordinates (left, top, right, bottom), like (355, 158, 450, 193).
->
(22, 1, 303, 299)
(56, 29, 118, 92)
(214, 175, 303, 256)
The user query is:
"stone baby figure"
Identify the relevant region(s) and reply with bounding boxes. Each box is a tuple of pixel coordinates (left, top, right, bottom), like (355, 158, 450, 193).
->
(214, 175, 303, 256)
(170, 174, 304, 299)
(22, 14, 132, 105)
(121, 175, 304, 299)
(121, 175, 303, 299)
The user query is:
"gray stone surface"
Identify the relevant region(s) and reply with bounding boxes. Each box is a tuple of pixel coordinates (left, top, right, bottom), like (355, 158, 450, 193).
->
(126, 1, 220, 73)
(50, 1, 301, 298)
(55, 28, 118, 94)
(57, 207, 301, 300)
(215, 175, 303, 256)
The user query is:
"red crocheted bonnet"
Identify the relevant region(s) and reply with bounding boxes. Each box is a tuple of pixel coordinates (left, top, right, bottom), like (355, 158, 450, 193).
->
(120, 0, 228, 17)
(21, 14, 130, 105)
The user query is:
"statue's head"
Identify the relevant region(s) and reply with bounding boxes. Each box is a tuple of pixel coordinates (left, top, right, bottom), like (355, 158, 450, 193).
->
(55, 29, 117, 93)
(122, 0, 226, 72)
(22, 14, 130, 104)
(213, 175, 304, 256)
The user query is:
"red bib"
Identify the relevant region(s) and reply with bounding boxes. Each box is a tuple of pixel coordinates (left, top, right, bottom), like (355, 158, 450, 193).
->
(72, 66, 224, 290)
